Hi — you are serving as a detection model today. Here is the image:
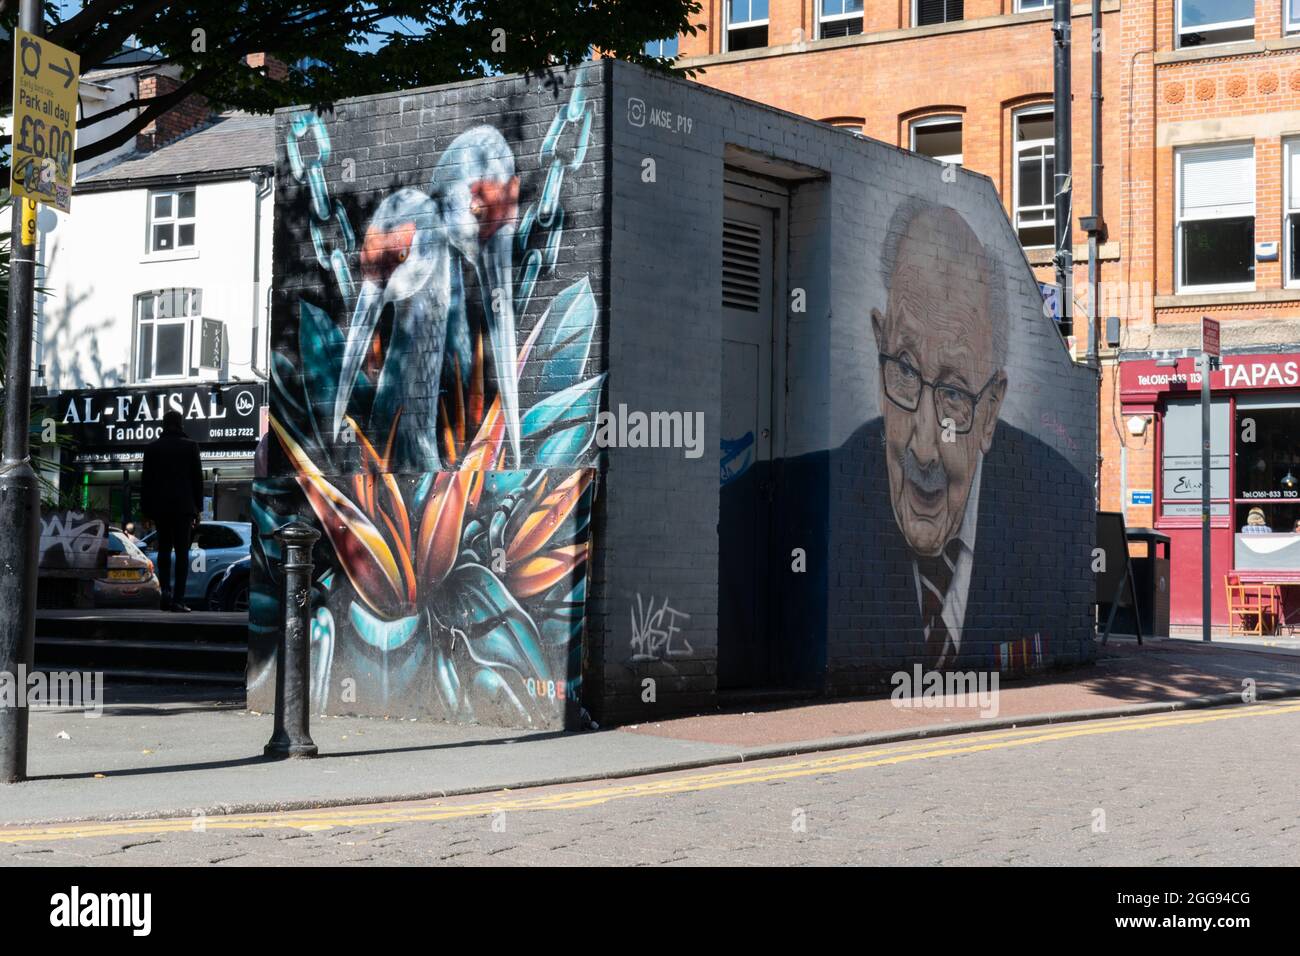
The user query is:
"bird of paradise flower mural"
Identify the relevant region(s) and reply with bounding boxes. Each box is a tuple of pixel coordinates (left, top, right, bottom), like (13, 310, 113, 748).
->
(251, 68, 604, 729)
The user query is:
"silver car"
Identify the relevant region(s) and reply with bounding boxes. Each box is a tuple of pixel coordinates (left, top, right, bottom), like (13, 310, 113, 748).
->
(142, 521, 253, 609)
(92, 528, 163, 609)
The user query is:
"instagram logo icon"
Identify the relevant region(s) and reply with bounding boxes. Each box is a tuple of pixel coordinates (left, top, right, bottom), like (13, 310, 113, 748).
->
(627, 97, 646, 127)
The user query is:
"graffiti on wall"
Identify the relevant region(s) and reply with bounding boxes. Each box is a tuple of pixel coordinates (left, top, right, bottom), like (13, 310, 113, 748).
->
(830, 197, 1091, 672)
(39, 511, 108, 570)
(628, 594, 692, 662)
(251, 67, 604, 729)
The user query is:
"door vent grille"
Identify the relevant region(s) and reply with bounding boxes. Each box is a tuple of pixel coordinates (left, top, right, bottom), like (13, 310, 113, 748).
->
(722, 218, 763, 312)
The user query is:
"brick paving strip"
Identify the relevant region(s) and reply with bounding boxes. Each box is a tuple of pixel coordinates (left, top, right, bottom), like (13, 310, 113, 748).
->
(621, 638, 1300, 746)
(5, 637, 1299, 827)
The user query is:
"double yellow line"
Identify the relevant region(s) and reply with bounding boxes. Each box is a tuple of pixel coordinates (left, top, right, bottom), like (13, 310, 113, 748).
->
(3, 700, 1297, 844)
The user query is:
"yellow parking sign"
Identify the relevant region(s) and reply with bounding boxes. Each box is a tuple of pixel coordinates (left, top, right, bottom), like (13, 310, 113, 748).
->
(11, 29, 79, 212)
(20, 198, 37, 245)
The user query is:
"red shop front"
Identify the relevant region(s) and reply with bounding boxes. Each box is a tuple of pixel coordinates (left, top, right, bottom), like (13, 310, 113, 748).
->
(1121, 351, 1300, 627)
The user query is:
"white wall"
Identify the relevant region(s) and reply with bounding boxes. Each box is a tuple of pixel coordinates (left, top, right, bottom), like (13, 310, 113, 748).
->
(36, 175, 274, 391)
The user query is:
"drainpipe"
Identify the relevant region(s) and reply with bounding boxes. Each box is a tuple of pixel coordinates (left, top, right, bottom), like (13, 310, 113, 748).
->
(1078, 0, 1105, 508)
(1052, 0, 1074, 342)
(249, 168, 273, 378)
(1083, 0, 1103, 368)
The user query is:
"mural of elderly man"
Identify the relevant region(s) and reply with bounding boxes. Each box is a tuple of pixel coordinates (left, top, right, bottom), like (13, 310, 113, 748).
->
(842, 197, 1089, 670)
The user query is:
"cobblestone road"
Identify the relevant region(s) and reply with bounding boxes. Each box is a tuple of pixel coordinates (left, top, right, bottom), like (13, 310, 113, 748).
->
(3, 701, 1297, 866)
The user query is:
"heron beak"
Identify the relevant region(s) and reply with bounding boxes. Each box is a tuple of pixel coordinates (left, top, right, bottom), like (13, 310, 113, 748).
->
(479, 229, 521, 467)
(334, 280, 382, 443)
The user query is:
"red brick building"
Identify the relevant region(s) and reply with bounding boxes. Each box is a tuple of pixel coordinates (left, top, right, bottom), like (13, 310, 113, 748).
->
(658, 1, 1300, 627)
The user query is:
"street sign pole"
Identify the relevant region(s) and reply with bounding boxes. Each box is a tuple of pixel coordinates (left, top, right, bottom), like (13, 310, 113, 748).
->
(1052, 0, 1073, 341)
(0, 0, 45, 784)
(1201, 351, 1211, 644)
(1200, 316, 1220, 645)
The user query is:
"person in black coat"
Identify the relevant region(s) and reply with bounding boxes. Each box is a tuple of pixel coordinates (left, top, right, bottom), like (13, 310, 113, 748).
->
(142, 410, 204, 612)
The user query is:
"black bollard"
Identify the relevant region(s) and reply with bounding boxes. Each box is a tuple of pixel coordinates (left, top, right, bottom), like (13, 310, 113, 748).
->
(265, 522, 322, 759)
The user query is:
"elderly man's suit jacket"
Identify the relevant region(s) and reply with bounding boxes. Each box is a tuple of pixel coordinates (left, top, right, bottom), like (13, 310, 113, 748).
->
(765, 417, 1093, 673)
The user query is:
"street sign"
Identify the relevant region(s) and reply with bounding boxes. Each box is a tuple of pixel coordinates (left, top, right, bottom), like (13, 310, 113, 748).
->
(199, 318, 225, 370)
(1129, 490, 1153, 506)
(11, 28, 80, 212)
(1039, 282, 1060, 321)
(1201, 315, 1221, 358)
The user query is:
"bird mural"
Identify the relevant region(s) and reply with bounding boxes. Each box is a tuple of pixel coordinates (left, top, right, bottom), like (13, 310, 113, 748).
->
(333, 126, 524, 475)
(333, 187, 450, 472)
(430, 126, 524, 469)
(259, 73, 603, 729)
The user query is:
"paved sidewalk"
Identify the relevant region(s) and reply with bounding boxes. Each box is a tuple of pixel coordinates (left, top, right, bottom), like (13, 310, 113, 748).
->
(4, 636, 1299, 826)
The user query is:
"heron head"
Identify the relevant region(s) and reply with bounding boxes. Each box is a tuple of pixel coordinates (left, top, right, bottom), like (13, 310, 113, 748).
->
(432, 126, 520, 260)
(359, 188, 442, 304)
(431, 126, 524, 466)
(334, 188, 445, 442)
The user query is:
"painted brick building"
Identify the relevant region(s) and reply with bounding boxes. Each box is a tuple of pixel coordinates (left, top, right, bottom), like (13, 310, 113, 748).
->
(251, 60, 1096, 729)
(669, 2, 1300, 627)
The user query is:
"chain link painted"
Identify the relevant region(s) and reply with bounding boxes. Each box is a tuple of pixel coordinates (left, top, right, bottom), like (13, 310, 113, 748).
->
(287, 113, 356, 303)
(286, 76, 593, 318)
(516, 74, 595, 313)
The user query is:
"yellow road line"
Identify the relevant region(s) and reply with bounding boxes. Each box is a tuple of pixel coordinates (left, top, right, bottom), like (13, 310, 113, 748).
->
(2, 700, 1296, 844)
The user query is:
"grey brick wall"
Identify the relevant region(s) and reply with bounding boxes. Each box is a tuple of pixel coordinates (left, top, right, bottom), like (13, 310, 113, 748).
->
(256, 59, 1096, 731)
(594, 61, 1096, 722)
(253, 66, 610, 730)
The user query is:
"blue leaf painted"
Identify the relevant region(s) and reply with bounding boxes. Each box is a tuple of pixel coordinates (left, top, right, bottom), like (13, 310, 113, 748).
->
(482, 471, 531, 500)
(539, 576, 587, 647)
(271, 351, 307, 419)
(521, 374, 605, 466)
(451, 564, 549, 684)
(430, 640, 464, 720)
(349, 601, 420, 652)
(527, 277, 597, 395)
(298, 300, 344, 450)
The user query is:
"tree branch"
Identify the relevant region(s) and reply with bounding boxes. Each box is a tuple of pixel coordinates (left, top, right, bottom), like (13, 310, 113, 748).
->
(47, 0, 129, 49)
(74, 88, 181, 131)
(70, 67, 215, 165)
(69, 0, 177, 78)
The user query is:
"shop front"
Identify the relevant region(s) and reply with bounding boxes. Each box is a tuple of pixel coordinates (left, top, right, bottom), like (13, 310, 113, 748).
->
(1121, 351, 1300, 627)
(50, 383, 266, 532)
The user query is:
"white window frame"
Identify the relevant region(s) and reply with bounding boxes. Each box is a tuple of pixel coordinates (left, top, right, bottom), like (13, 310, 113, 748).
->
(910, 114, 963, 166)
(1012, 105, 1055, 250)
(724, 0, 769, 52)
(1285, 138, 1300, 289)
(1288, 0, 1300, 35)
(912, 0, 963, 28)
(819, 0, 864, 36)
(147, 187, 197, 254)
(1175, 142, 1256, 295)
(1175, 0, 1254, 49)
(643, 36, 679, 58)
(1017, 0, 1051, 10)
(133, 289, 200, 383)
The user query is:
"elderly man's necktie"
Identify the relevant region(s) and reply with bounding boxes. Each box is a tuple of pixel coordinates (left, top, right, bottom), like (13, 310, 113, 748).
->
(917, 538, 964, 666)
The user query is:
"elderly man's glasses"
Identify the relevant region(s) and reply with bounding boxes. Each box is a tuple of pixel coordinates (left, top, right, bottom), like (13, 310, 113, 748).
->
(879, 352, 998, 435)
